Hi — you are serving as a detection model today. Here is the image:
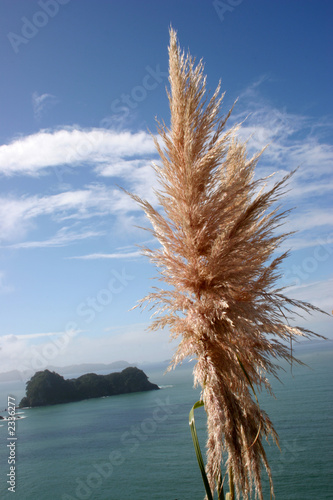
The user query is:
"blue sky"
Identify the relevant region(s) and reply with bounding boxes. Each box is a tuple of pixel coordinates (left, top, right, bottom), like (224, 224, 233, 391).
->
(0, 0, 332, 374)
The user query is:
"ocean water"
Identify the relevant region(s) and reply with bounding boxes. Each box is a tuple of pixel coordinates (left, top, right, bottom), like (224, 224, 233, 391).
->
(0, 342, 332, 499)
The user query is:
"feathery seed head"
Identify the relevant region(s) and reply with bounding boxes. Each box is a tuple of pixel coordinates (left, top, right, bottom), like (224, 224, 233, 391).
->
(129, 27, 325, 499)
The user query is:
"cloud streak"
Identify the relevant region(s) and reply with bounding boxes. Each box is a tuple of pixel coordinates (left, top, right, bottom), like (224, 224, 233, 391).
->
(69, 251, 142, 260)
(1, 331, 79, 341)
(287, 278, 333, 316)
(0, 185, 137, 243)
(0, 128, 156, 176)
(7, 226, 105, 249)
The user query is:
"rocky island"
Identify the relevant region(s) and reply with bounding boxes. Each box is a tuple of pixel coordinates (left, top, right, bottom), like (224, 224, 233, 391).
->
(19, 367, 159, 408)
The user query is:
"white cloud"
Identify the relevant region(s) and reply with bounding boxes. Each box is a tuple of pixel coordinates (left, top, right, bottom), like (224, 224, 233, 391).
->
(96, 159, 159, 204)
(0, 125, 160, 248)
(95, 158, 147, 177)
(0, 90, 331, 255)
(0, 128, 156, 176)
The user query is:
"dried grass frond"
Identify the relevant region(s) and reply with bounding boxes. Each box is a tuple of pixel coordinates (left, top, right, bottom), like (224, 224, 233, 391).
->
(128, 27, 326, 499)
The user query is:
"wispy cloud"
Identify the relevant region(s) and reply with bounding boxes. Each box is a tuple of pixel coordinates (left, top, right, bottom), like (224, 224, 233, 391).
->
(7, 226, 105, 249)
(287, 278, 333, 312)
(1, 331, 78, 341)
(234, 78, 333, 178)
(32, 92, 58, 120)
(95, 158, 147, 177)
(280, 234, 333, 252)
(286, 209, 333, 232)
(0, 89, 331, 254)
(69, 251, 142, 260)
(0, 185, 136, 243)
(235, 109, 333, 181)
(0, 271, 14, 294)
(229, 79, 333, 249)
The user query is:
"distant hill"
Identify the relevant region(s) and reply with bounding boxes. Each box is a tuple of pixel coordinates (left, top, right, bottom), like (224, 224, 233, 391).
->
(47, 360, 133, 375)
(0, 360, 132, 382)
(19, 367, 159, 408)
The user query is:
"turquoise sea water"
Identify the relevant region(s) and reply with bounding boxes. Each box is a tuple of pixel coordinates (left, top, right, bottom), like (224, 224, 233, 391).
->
(0, 342, 332, 499)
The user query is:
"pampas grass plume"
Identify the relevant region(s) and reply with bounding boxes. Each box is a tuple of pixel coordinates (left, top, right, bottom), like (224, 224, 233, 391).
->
(128, 27, 325, 499)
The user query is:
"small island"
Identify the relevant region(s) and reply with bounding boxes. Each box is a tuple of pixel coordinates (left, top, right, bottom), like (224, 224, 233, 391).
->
(19, 367, 159, 408)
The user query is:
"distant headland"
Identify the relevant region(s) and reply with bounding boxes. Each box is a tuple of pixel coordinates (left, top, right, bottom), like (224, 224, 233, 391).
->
(19, 367, 159, 408)
(0, 360, 134, 383)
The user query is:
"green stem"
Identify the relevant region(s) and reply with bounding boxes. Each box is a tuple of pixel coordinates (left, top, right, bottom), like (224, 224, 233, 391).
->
(189, 401, 214, 500)
(229, 467, 235, 500)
